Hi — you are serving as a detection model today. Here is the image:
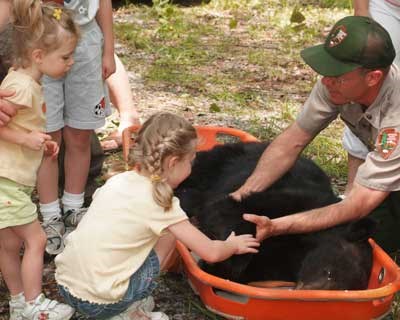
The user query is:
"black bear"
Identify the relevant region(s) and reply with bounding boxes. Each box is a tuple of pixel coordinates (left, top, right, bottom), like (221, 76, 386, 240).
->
(175, 142, 375, 290)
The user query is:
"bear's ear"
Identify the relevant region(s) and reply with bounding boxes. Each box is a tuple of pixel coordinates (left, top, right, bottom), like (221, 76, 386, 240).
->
(345, 218, 378, 242)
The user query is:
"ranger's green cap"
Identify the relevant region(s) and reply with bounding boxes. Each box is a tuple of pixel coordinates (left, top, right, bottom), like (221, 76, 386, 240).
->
(301, 16, 396, 77)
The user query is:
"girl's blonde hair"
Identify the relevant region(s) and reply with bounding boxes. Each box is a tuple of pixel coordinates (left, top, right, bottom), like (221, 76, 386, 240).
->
(130, 112, 197, 211)
(11, 0, 79, 68)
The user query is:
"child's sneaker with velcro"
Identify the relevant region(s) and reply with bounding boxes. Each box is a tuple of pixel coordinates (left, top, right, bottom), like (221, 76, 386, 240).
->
(9, 298, 25, 320)
(42, 216, 65, 255)
(21, 293, 75, 320)
(63, 207, 88, 227)
(107, 296, 168, 320)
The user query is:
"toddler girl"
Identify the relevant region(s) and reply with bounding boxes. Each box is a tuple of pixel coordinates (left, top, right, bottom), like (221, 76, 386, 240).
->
(0, 1, 79, 319)
(55, 112, 259, 320)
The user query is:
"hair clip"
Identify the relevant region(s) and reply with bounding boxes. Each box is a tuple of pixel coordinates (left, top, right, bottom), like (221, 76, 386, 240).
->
(150, 174, 162, 183)
(53, 8, 62, 21)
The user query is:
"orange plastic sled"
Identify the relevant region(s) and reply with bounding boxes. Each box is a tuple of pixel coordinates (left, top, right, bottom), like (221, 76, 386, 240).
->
(122, 125, 258, 162)
(123, 125, 400, 320)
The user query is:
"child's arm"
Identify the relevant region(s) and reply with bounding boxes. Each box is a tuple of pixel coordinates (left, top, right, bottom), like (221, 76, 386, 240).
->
(0, 97, 52, 149)
(168, 220, 259, 263)
(0, 126, 52, 150)
(96, 0, 115, 79)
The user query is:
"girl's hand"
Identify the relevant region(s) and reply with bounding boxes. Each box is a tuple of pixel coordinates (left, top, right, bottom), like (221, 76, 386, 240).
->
(23, 131, 52, 150)
(43, 140, 59, 159)
(226, 231, 260, 255)
(102, 52, 116, 79)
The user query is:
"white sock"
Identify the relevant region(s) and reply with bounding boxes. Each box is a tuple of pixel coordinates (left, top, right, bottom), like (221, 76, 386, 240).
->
(39, 200, 62, 223)
(62, 191, 84, 212)
(10, 292, 25, 303)
(25, 295, 39, 305)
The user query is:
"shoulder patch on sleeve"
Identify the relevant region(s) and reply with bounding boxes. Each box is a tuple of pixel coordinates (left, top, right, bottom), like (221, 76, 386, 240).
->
(376, 128, 399, 159)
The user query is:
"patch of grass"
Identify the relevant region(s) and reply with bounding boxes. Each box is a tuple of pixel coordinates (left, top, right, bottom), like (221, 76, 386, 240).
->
(318, 0, 352, 9)
(305, 132, 347, 178)
(114, 23, 149, 49)
(113, 1, 355, 176)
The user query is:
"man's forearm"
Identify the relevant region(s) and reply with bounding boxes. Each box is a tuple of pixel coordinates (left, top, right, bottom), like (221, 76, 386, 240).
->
(270, 182, 388, 237)
(271, 201, 350, 236)
(245, 143, 301, 193)
(243, 123, 311, 194)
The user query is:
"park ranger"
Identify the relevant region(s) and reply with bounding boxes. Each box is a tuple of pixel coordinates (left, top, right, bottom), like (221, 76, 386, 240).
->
(232, 15, 400, 253)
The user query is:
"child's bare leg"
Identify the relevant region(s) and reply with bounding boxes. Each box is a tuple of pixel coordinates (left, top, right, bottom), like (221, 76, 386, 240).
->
(154, 233, 177, 271)
(63, 126, 92, 195)
(0, 228, 24, 295)
(37, 130, 62, 204)
(10, 221, 46, 300)
(37, 130, 64, 256)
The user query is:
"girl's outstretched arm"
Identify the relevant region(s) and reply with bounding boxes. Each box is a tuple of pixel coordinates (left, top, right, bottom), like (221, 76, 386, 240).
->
(168, 220, 259, 263)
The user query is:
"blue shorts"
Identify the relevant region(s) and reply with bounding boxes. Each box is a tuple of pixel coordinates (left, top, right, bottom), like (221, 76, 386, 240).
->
(58, 250, 160, 319)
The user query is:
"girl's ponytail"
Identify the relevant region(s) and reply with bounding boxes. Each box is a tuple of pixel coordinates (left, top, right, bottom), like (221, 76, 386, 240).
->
(130, 113, 197, 211)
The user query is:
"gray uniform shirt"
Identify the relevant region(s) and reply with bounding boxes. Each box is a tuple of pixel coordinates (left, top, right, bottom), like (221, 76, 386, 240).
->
(296, 65, 400, 191)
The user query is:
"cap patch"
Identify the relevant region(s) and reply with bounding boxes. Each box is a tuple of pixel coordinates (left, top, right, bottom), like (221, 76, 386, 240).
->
(376, 128, 399, 159)
(328, 25, 347, 48)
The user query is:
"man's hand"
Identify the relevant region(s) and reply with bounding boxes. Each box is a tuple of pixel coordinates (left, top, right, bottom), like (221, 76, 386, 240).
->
(23, 131, 52, 151)
(230, 173, 269, 202)
(43, 140, 59, 159)
(243, 213, 273, 241)
(0, 89, 17, 126)
(230, 185, 253, 202)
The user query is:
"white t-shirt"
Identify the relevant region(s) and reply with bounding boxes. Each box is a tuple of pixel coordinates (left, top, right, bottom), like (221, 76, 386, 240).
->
(55, 171, 188, 304)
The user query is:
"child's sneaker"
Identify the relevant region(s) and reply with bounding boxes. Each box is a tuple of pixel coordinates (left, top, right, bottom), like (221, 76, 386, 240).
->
(63, 207, 88, 227)
(107, 296, 168, 320)
(42, 216, 65, 255)
(21, 293, 75, 320)
(9, 298, 25, 320)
